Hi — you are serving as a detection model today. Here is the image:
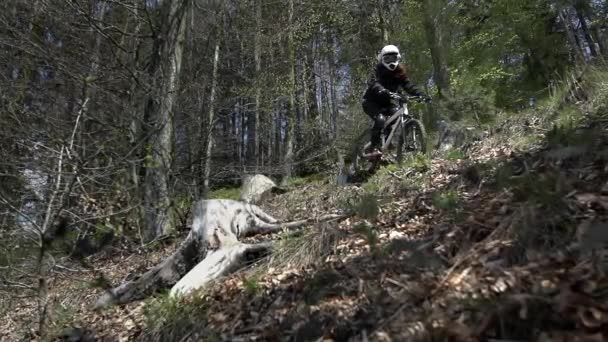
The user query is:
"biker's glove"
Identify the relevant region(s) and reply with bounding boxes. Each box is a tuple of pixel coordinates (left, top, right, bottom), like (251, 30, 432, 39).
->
(388, 91, 402, 100)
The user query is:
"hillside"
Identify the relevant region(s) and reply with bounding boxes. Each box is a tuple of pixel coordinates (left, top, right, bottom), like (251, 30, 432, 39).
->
(138, 101, 608, 342)
(4, 80, 608, 341)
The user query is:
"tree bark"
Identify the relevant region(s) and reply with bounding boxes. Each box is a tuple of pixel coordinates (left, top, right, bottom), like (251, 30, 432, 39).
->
(559, 8, 586, 65)
(79, 0, 108, 161)
(574, 2, 599, 58)
(254, 0, 263, 170)
(327, 33, 339, 138)
(377, 0, 389, 43)
(202, 40, 221, 197)
(127, 13, 144, 192)
(283, 0, 296, 181)
(422, 0, 451, 99)
(142, 0, 190, 241)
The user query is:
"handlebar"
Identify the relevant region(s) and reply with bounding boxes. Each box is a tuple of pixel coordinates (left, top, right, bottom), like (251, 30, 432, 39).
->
(390, 93, 431, 104)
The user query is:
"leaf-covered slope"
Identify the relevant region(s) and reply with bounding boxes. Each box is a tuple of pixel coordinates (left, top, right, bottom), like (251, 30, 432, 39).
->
(6, 103, 608, 342)
(136, 108, 608, 341)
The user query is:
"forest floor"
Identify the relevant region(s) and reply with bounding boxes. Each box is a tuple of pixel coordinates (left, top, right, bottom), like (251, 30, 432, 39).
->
(4, 101, 608, 342)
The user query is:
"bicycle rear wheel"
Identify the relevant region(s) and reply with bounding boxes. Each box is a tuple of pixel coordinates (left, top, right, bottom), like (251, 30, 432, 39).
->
(397, 119, 427, 163)
(348, 128, 387, 177)
(350, 129, 372, 172)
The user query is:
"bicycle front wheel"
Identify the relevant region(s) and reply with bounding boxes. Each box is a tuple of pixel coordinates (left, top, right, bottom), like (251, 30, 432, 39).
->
(397, 119, 427, 163)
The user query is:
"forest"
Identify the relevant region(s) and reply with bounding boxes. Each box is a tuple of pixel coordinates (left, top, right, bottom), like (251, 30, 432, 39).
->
(2, 0, 608, 341)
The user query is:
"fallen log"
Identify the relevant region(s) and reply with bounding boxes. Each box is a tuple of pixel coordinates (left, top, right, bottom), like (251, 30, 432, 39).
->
(94, 199, 349, 307)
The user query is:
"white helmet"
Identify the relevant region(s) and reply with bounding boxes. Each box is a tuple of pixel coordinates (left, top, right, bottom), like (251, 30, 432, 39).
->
(378, 45, 401, 71)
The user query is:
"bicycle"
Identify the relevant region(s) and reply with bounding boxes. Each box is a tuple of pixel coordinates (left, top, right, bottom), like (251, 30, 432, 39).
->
(350, 94, 428, 175)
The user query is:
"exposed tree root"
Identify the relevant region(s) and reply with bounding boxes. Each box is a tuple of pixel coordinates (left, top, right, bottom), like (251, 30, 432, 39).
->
(170, 242, 273, 296)
(93, 234, 207, 310)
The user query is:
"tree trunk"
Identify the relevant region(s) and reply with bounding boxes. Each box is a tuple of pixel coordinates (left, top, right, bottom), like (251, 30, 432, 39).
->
(254, 0, 263, 170)
(202, 41, 221, 197)
(378, 0, 389, 43)
(142, 0, 190, 241)
(559, 8, 586, 65)
(119, 5, 145, 230)
(574, 3, 599, 58)
(327, 34, 339, 138)
(310, 39, 320, 122)
(192, 82, 207, 197)
(422, 0, 451, 99)
(283, 0, 296, 181)
(79, 1, 108, 161)
(592, 24, 607, 58)
(240, 100, 246, 168)
(269, 112, 275, 168)
(302, 51, 309, 123)
(275, 111, 282, 165)
(578, 16, 598, 58)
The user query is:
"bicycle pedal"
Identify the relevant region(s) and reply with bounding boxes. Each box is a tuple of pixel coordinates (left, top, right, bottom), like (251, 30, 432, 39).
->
(362, 151, 383, 159)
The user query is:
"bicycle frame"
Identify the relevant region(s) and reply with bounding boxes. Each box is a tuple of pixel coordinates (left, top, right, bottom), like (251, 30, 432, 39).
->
(353, 95, 426, 174)
(362, 102, 412, 152)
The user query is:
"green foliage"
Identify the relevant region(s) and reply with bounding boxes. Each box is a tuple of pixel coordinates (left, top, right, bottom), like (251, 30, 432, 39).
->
(432, 190, 460, 211)
(361, 178, 381, 195)
(208, 187, 240, 200)
(496, 166, 570, 210)
(401, 153, 431, 172)
(399, 175, 426, 194)
(442, 86, 498, 124)
(174, 195, 193, 213)
(546, 124, 600, 150)
(143, 293, 217, 341)
(353, 222, 379, 251)
(269, 227, 342, 270)
(587, 67, 608, 113)
(444, 148, 465, 161)
(353, 157, 430, 200)
(352, 193, 380, 221)
(283, 173, 326, 188)
(243, 276, 261, 295)
(553, 105, 581, 127)
(46, 296, 83, 338)
(511, 132, 542, 150)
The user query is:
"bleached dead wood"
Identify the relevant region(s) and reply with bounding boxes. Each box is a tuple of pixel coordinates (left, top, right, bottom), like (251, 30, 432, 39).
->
(240, 174, 287, 204)
(93, 233, 207, 309)
(94, 199, 348, 307)
(170, 242, 272, 296)
(240, 174, 277, 204)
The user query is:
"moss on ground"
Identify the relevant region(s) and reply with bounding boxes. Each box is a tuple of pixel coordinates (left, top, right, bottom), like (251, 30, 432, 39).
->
(208, 187, 241, 200)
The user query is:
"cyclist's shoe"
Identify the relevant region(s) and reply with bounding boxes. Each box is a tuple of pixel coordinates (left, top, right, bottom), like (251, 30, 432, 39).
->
(364, 147, 383, 158)
(370, 148, 383, 157)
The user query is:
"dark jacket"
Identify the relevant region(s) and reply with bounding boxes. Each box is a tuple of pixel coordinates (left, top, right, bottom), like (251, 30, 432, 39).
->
(363, 63, 425, 107)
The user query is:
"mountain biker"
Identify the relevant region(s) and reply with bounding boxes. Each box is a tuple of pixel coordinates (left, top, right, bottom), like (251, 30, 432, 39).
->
(362, 45, 431, 156)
